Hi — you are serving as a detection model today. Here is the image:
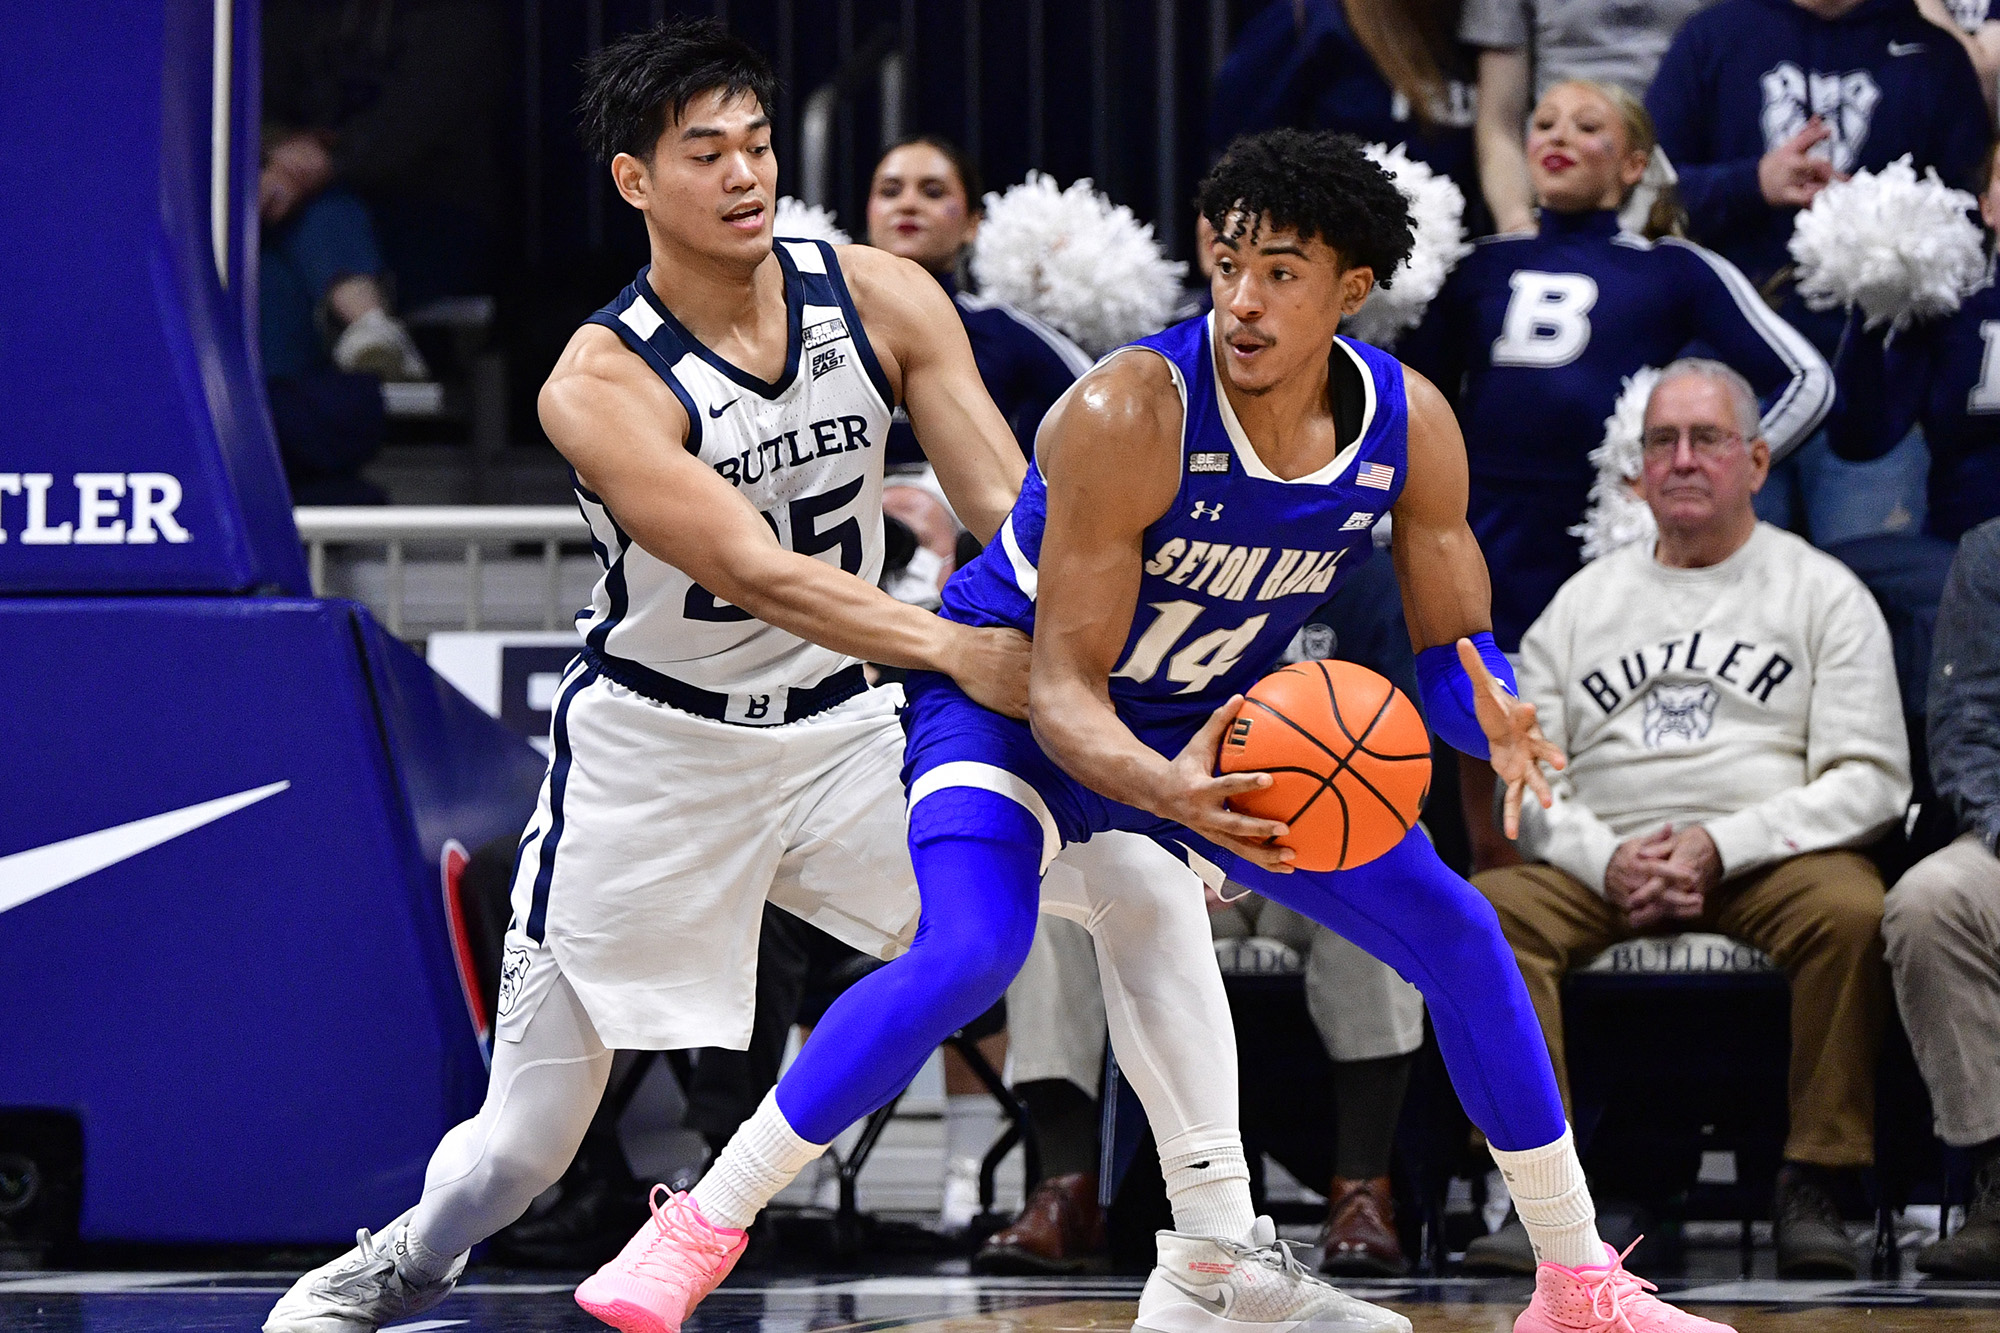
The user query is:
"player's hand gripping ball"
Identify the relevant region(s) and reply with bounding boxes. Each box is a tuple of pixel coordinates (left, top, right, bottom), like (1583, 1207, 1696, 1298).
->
(1217, 661, 1431, 871)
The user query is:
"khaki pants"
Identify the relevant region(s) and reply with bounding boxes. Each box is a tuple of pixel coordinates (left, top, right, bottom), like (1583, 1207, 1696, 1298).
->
(1883, 832, 2000, 1148)
(1473, 851, 1887, 1167)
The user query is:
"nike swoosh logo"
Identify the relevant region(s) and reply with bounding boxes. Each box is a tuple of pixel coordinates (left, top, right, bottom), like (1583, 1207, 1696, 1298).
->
(0, 780, 291, 917)
(1889, 40, 1926, 55)
(709, 399, 740, 417)
(1164, 1281, 1230, 1315)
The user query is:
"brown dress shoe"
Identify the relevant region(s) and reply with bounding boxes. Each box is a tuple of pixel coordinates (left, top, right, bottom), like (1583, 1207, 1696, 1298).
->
(1319, 1176, 1408, 1277)
(972, 1172, 1106, 1274)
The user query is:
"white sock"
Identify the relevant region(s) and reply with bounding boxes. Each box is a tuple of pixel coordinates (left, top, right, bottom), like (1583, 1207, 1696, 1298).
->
(689, 1091, 828, 1231)
(944, 1092, 1002, 1172)
(1488, 1126, 1605, 1269)
(1159, 1143, 1255, 1243)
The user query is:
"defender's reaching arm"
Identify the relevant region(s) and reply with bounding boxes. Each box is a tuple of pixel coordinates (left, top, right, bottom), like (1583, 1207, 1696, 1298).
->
(540, 325, 1029, 716)
(1391, 366, 1564, 835)
(1026, 354, 1294, 871)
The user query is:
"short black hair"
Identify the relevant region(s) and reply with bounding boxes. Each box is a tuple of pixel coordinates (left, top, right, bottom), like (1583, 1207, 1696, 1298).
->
(578, 18, 778, 163)
(876, 135, 985, 214)
(1197, 130, 1413, 287)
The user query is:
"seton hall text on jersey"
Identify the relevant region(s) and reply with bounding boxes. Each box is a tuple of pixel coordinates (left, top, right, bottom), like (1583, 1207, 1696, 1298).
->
(709, 414, 874, 487)
(1140, 538, 1351, 602)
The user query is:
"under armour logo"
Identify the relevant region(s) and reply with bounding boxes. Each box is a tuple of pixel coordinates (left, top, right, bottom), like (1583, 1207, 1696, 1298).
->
(1190, 501, 1224, 522)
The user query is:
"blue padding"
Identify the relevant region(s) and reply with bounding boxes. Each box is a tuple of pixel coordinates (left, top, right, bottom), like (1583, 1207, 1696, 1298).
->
(1414, 632, 1516, 760)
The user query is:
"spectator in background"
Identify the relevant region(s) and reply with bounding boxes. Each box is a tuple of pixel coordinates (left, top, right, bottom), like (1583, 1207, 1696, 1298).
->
(1398, 80, 1830, 866)
(1473, 360, 1909, 1277)
(259, 0, 507, 503)
(1211, 1, 1482, 226)
(865, 137, 1092, 602)
(1462, 0, 1712, 233)
(1829, 143, 2000, 546)
(262, 0, 508, 311)
(1917, 0, 2000, 114)
(1884, 518, 2000, 1278)
(1645, 0, 1992, 545)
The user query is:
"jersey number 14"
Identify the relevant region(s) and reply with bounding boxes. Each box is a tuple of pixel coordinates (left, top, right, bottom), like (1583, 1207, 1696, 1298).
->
(1113, 600, 1271, 693)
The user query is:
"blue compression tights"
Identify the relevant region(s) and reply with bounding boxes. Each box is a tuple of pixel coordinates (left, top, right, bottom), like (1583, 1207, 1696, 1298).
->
(1229, 828, 1565, 1151)
(774, 789, 1565, 1154)
(776, 789, 1045, 1144)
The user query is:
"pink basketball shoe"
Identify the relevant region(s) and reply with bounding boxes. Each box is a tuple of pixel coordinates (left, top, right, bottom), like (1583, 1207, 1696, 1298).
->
(1516, 1241, 1737, 1333)
(575, 1186, 748, 1333)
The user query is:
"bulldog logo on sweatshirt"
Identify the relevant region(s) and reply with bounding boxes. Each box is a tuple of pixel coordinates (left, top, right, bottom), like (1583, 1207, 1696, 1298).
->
(1759, 62, 1882, 174)
(1643, 682, 1721, 748)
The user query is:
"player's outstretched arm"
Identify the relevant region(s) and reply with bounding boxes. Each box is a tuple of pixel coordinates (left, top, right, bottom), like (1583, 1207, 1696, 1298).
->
(1028, 354, 1293, 871)
(539, 326, 1029, 717)
(837, 245, 1027, 544)
(1391, 366, 1564, 835)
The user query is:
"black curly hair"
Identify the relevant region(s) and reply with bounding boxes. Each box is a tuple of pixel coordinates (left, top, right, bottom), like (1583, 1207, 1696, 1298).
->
(578, 18, 778, 164)
(1197, 130, 1414, 287)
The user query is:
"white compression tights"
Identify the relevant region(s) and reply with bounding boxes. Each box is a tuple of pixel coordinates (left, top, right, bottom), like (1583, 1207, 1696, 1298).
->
(408, 970, 614, 1261)
(1046, 834, 1253, 1239)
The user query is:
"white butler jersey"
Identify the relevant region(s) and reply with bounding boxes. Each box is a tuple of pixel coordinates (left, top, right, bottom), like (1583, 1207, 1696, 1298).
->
(579, 239, 893, 720)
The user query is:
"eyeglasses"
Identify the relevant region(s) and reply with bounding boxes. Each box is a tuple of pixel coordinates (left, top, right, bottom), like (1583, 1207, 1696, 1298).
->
(1640, 426, 1745, 460)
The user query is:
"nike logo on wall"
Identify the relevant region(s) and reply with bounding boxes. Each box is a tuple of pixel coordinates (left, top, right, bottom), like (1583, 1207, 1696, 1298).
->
(709, 399, 740, 417)
(1888, 40, 1926, 55)
(0, 780, 291, 918)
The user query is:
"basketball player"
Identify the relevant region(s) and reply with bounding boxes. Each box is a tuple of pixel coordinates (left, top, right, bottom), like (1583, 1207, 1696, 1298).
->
(263, 20, 1041, 1332)
(601, 131, 1733, 1333)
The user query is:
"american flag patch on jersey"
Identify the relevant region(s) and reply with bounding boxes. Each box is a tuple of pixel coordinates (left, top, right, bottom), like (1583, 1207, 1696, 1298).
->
(1356, 462, 1396, 490)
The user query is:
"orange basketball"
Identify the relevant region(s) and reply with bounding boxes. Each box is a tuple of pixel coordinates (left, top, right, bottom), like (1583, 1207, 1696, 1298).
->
(1216, 660, 1432, 871)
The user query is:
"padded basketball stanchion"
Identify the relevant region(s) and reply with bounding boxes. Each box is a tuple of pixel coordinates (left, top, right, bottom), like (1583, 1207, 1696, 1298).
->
(0, 1, 543, 1246)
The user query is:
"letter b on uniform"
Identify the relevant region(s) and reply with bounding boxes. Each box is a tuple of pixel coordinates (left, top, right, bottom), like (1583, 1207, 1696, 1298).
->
(1492, 271, 1598, 368)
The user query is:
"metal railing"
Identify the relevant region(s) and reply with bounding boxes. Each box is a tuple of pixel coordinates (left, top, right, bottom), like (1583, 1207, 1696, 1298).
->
(296, 506, 590, 636)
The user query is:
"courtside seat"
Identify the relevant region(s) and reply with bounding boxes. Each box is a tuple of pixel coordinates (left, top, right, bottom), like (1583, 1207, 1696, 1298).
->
(1576, 932, 1777, 977)
(1564, 932, 1790, 1274)
(1213, 935, 1307, 977)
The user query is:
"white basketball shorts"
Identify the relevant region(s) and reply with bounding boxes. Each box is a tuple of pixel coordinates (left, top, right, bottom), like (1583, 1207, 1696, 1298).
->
(495, 657, 918, 1051)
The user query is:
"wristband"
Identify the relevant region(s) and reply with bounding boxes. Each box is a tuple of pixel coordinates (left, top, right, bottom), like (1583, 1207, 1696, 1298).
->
(1413, 632, 1516, 761)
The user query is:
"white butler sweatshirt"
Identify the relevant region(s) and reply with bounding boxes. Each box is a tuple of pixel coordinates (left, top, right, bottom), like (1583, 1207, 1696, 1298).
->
(1514, 522, 1911, 894)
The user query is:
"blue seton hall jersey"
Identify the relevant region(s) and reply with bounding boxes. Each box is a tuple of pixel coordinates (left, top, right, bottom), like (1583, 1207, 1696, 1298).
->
(945, 309, 1408, 757)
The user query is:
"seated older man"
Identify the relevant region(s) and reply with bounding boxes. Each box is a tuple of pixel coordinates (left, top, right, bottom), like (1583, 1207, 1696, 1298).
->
(1472, 358, 1911, 1278)
(1885, 518, 2000, 1278)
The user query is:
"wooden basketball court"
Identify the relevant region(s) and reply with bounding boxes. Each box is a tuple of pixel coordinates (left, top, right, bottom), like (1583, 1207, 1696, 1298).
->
(4, 1270, 1996, 1333)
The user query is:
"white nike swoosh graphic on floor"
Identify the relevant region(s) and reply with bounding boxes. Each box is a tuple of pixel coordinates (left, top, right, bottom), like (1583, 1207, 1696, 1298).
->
(0, 780, 291, 917)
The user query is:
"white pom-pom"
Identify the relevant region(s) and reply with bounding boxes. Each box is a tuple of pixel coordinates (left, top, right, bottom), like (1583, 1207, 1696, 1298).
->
(1789, 156, 1984, 331)
(775, 196, 851, 246)
(1571, 367, 1661, 562)
(1341, 144, 1472, 349)
(970, 173, 1187, 356)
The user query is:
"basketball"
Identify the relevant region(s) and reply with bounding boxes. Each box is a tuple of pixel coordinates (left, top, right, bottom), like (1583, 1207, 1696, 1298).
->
(1217, 660, 1432, 872)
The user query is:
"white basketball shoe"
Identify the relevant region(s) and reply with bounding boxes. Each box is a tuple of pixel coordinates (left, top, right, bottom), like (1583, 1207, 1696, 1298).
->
(1134, 1216, 1411, 1333)
(263, 1210, 466, 1333)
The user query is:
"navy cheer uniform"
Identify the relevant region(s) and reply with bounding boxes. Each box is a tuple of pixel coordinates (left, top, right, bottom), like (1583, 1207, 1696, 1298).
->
(1831, 257, 2000, 541)
(1647, 0, 1992, 352)
(885, 273, 1091, 467)
(1400, 208, 1832, 649)
(766, 310, 1569, 1157)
